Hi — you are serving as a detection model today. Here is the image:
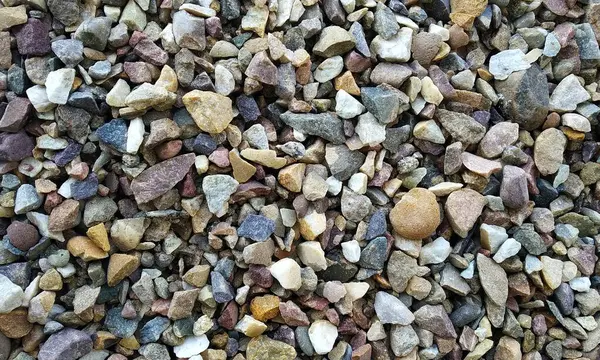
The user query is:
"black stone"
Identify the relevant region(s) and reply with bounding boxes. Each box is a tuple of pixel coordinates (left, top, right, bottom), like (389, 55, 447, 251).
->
(358, 237, 387, 270)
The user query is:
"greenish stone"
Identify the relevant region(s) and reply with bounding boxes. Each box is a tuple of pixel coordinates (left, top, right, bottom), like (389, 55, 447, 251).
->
(246, 335, 297, 360)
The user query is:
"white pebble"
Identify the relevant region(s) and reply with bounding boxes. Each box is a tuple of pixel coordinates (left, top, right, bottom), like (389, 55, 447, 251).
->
(341, 240, 361, 263)
(269, 258, 302, 290)
(308, 320, 338, 355)
(45, 68, 75, 105)
(126, 118, 145, 154)
(0, 274, 24, 313)
(174, 335, 209, 358)
(492, 238, 522, 263)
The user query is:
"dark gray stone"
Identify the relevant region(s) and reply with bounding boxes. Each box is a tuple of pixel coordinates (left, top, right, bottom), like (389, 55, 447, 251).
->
(38, 328, 92, 360)
(237, 214, 276, 242)
(280, 111, 345, 144)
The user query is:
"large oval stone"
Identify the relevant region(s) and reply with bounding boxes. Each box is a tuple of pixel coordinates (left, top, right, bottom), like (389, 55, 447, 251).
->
(390, 188, 440, 239)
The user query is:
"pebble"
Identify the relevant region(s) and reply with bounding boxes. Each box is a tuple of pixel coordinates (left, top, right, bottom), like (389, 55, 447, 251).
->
(534, 128, 567, 176)
(308, 320, 338, 355)
(270, 258, 302, 291)
(238, 214, 275, 242)
(419, 237, 451, 265)
(45, 69, 75, 105)
(173, 336, 209, 358)
(445, 189, 486, 237)
(374, 291, 415, 325)
(390, 188, 440, 239)
(0, 274, 24, 313)
(38, 328, 92, 360)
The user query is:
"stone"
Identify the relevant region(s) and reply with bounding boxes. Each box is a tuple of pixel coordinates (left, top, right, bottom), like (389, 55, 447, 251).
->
(541, 255, 563, 290)
(313, 26, 356, 58)
(280, 112, 345, 144)
(489, 49, 531, 80)
(173, 336, 209, 358)
(0, 274, 23, 314)
(495, 66, 549, 130)
(67, 236, 108, 261)
(419, 237, 451, 265)
(374, 291, 414, 325)
(355, 112, 386, 145)
(390, 325, 418, 357)
(358, 236, 387, 270)
(234, 315, 267, 337)
(183, 90, 233, 134)
(325, 144, 366, 181)
(38, 328, 92, 360)
(534, 128, 567, 176)
(477, 253, 508, 306)
(492, 238, 521, 263)
(7, 221, 39, 251)
(549, 74, 591, 112)
(414, 305, 457, 338)
(372, 28, 413, 62)
(297, 242, 327, 271)
(107, 253, 140, 286)
(413, 120, 445, 144)
(203, 175, 239, 216)
(51, 40, 84, 68)
(500, 165, 528, 209)
(445, 189, 486, 237)
(173, 11, 206, 50)
(390, 188, 440, 240)
(335, 90, 365, 119)
(246, 51, 278, 86)
(246, 335, 297, 360)
(0, 6, 27, 30)
(0, 97, 31, 133)
(479, 122, 519, 158)
(436, 109, 485, 144)
(45, 69, 75, 105)
(361, 86, 400, 124)
(131, 154, 195, 204)
(14, 19, 51, 56)
(270, 258, 302, 291)
(15, 184, 42, 215)
(0, 131, 34, 161)
(308, 320, 338, 355)
(238, 214, 275, 242)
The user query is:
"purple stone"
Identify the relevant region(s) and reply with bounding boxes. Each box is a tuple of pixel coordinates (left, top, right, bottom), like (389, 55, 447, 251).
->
(0, 130, 34, 162)
(38, 328, 92, 360)
(14, 19, 51, 56)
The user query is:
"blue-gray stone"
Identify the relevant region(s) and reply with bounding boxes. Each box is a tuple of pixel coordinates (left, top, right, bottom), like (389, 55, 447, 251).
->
(237, 214, 275, 242)
(88, 60, 111, 79)
(236, 95, 261, 122)
(139, 317, 170, 344)
(361, 87, 400, 124)
(211, 271, 235, 303)
(96, 118, 127, 152)
(54, 141, 83, 167)
(366, 210, 387, 240)
(172, 318, 195, 337)
(554, 283, 574, 316)
(105, 307, 139, 338)
(214, 258, 236, 279)
(51, 39, 84, 68)
(193, 133, 217, 155)
(575, 23, 600, 60)
(67, 92, 100, 114)
(71, 173, 99, 200)
(295, 326, 314, 356)
(1, 174, 20, 190)
(15, 184, 42, 214)
(7, 65, 26, 95)
(0, 262, 31, 288)
(358, 236, 387, 270)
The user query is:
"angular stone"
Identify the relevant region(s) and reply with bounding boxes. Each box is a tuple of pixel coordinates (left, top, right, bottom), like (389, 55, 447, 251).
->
(183, 90, 233, 134)
(130, 154, 195, 204)
(280, 112, 345, 144)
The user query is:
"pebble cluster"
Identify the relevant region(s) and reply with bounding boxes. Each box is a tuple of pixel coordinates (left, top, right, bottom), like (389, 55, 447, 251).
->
(0, 0, 600, 357)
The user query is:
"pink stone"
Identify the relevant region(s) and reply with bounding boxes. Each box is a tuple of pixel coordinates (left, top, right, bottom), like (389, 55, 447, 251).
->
(208, 146, 230, 167)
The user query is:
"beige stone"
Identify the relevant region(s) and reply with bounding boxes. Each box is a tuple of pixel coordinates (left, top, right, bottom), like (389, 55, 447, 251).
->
(390, 188, 441, 240)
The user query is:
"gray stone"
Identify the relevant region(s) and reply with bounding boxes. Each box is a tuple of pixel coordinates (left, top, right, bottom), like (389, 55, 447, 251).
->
(280, 111, 345, 144)
(38, 328, 92, 360)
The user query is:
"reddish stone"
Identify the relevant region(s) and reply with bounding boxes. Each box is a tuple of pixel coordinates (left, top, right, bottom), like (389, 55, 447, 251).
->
(532, 314, 547, 335)
(208, 146, 230, 167)
(0, 97, 31, 132)
(248, 265, 273, 288)
(124, 62, 152, 83)
(231, 181, 271, 203)
(134, 38, 169, 66)
(7, 221, 39, 251)
(338, 317, 358, 335)
(205, 17, 223, 38)
(178, 171, 196, 198)
(368, 162, 392, 187)
(128, 31, 147, 47)
(349, 330, 367, 349)
(44, 191, 63, 214)
(279, 301, 310, 326)
(155, 140, 182, 160)
(217, 301, 238, 330)
(325, 308, 339, 326)
(344, 51, 371, 73)
(297, 294, 329, 310)
(151, 299, 170, 316)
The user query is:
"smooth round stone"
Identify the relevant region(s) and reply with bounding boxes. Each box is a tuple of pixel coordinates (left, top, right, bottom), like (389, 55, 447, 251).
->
(390, 188, 440, 239)
(7, 221, 40, 251)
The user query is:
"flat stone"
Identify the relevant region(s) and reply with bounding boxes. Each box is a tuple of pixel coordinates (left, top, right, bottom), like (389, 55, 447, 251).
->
(500, 165, 529, 209)
(436, 109, 485, 144)
(478, 122, 519, 158)
(477, 253, 508, 306)
(489, 49, 531, 80)
(38, 328, 92, 360)
(280, 112, 345, 144)
(238, 214, 275, 242)
(131, 154, 195, 204)
(374, 291, 414, 325)
(313, 26, 356, 58)
(246, 335, 297, 360)
(549, 74, 591, 112)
